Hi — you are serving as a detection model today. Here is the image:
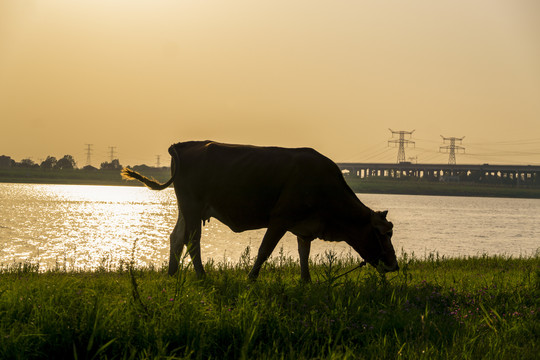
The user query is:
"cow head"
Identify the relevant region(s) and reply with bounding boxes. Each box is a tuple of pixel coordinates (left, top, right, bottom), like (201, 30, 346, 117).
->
(347, 210, 399, 273)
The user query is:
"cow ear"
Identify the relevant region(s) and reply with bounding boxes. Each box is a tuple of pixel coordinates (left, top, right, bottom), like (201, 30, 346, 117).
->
(372, 211, 392, 233)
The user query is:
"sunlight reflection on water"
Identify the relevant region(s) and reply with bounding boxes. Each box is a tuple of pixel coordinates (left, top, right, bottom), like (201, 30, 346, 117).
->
(0, 183, 538, 271)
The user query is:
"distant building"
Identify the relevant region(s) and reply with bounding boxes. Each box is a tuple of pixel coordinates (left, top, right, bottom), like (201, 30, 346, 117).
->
(0, 155, 13, 168)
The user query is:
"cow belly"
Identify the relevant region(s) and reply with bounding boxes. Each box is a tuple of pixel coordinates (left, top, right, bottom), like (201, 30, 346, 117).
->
(202, 205, 270, 233)
(289, 218, 324, 240)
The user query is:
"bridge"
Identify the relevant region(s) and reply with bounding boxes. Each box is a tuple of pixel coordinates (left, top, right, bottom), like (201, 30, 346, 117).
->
(336, 162, 540, 184)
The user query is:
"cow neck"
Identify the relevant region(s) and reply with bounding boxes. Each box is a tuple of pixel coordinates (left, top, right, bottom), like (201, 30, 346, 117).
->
(348, 193, 373, 221)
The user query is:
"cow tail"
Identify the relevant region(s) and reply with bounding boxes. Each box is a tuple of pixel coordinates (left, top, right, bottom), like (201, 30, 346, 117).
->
(121, 146, 178, 190)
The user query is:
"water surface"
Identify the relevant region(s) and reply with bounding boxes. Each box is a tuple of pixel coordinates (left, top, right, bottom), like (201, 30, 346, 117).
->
(1, 183, 538, 270)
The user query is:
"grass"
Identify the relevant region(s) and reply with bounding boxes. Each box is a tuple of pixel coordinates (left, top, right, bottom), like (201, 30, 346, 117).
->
(0, 250, 538, 359)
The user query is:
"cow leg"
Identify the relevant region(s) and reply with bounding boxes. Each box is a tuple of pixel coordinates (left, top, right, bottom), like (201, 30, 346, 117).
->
(183, 213, 205, 278)
(248, 226, 287, 280)
(297, 236, 312, 282)
(185, 227, 205, 278)
(168, 212, 186, 276)
(168, 207, 205, 278)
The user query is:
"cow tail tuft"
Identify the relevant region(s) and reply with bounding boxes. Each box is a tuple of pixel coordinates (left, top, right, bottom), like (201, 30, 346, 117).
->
(121, 167, 174, 190)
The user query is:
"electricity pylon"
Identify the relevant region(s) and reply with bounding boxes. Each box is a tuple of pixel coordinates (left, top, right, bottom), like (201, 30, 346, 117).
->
(388, 129, 415, 163)
(108, 146, 117, 162)
(440, 136, 465, 165)
(84, 144, 93, 166)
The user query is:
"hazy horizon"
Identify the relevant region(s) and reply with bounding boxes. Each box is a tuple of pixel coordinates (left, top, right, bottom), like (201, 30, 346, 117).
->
(1, 0, 539, 166)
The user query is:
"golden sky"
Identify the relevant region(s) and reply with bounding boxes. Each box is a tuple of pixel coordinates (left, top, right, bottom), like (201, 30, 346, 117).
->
(1, 0, 539, 166)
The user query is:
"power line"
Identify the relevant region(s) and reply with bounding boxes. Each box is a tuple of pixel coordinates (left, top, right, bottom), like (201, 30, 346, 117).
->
(468, 138, 540, 146)
(342, 141, 388, 162)
(363, 147, 394, 162)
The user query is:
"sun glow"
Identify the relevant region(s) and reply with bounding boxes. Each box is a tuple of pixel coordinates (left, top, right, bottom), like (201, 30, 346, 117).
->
(1, 1, 539, 165)
(1, 184, 177, 271)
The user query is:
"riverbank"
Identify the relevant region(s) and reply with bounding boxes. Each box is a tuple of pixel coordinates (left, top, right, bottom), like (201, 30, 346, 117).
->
(345, 177, 540, 199)
(1, 168, 540, 198)
(1, 253, 538, 359)
(0, 168, 170, 186)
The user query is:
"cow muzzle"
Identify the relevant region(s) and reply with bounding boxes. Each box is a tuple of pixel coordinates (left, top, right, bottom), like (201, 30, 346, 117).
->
(376, 260, 399, 274)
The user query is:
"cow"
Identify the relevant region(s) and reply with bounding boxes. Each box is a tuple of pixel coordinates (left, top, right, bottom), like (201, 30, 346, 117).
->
(121, 141, 398, 281)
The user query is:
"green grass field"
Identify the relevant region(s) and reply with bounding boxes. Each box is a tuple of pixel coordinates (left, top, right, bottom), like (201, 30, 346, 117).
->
(1, 251, 538, 359)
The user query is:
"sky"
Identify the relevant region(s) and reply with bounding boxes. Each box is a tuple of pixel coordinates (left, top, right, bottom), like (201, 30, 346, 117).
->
(1, 0, 540, 166)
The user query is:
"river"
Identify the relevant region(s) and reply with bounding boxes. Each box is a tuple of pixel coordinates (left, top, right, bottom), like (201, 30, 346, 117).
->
(0, 183, 538, 271)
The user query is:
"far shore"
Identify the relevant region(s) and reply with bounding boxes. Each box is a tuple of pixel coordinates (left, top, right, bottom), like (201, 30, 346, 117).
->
(345, 177, 540, 199)
(1, 168, 540, 199)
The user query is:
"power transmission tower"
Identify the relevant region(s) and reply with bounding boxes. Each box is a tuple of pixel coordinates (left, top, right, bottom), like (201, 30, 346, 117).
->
(156, 155, 161, 168)
(388, 129, 415, 163)
(108, 146, 117, 162)
(440, 136, 465, 165)
(84, 144, 93, 166)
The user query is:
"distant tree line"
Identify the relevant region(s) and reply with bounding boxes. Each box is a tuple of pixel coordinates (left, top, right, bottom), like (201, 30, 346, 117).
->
(0, 155, 126, 171)
(0, 154, 171, 172)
